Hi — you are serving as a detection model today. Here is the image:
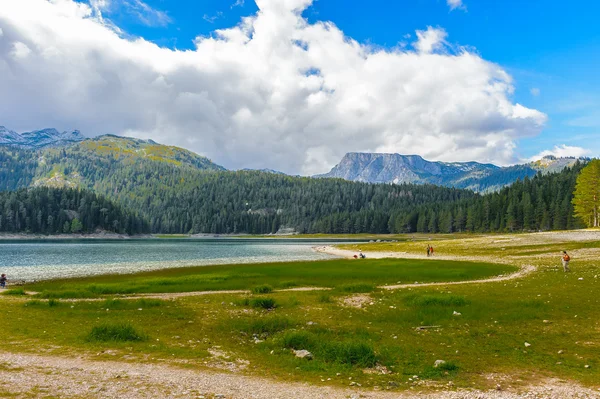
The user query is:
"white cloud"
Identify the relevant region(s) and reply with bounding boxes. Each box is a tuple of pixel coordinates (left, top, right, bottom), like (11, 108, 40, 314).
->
(530, 87, 540, 96)
(0, 0, 546, 175)
(231, 0, 245, 8)
(447, 0, 466, 11)
(414, 26, 448, 54)
(530, 145, 591, 161)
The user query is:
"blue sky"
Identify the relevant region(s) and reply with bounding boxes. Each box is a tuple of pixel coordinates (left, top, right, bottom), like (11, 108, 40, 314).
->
(91, 0, 600, 161)
(2, 0, 598, 173)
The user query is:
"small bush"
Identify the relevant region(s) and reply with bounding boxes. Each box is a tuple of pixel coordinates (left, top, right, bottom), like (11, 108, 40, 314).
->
(87, 323, 147, 342)
(48, 299, 60, 307)
(252, 284, 274, 294)
(3, 288, 27, 296)
(405, 294, 469, 307)
(280, 281, 298, 288)
(320, 340, 377, 367)
(251, 297, 277, 310)
(338, 283, 374, 293)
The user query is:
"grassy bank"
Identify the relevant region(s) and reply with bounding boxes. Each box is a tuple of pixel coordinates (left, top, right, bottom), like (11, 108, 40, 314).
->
(24, 258, 513, 299)
(2, 232, 599, 392)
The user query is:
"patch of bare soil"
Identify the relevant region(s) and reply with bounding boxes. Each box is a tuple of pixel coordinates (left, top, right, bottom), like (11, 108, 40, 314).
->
(339, 294, 373, 309)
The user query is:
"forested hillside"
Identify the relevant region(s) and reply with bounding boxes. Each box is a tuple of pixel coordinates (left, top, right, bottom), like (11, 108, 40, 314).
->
(0, 187, 149, 235)
(378, 161, 586, 234)
(0, 136, 590, 235)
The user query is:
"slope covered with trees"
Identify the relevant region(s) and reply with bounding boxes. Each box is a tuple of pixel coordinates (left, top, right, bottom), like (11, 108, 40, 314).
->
(382, 161, 586, 234)
(0, 137, 591, 235)
(0, 187, 149, 235)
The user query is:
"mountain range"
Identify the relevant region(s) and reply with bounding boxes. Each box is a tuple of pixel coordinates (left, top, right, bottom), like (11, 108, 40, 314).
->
(317, 152, 581, 192)
(0, 126, 85, 149)
(0, 125, 587, 235)
(0, 124, 584, 193)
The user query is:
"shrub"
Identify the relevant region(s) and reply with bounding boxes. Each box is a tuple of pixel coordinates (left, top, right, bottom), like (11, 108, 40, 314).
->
(252, 284, 274, 294)
(48, 299, 60, 307)
(319, 340, 377, 367)
(251, 297, 277, 310)
(87, 323, 147, 342)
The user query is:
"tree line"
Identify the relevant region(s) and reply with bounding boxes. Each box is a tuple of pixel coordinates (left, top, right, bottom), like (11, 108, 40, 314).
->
(0, 187, 149, 235)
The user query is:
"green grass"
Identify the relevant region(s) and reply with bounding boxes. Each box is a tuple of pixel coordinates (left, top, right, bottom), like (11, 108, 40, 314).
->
(2, 288, 27, 296)
(250, 297, 277, 309)
(25, 258, 516, 299)
(3, 233, 600, 391)
(252, 284, 274, 294)
(87, 323, 147, 342)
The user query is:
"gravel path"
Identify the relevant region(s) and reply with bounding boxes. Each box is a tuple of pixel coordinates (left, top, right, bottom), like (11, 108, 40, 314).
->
(1, 352, 599, 399)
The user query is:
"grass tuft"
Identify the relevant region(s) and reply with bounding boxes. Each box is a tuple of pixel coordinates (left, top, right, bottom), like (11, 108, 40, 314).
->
(86, 323, 147, 342)
(3, 288, 27, 296)
(237, 316, 294, 335)
(338, 283, 375, 293)
(252, 284, 274, 294)
(251, 297, 277, 310)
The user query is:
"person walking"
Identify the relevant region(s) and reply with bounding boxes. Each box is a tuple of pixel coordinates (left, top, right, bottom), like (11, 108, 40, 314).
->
(426, 245, 431, 257)
(0, 274, 6, 289)
(561, 251, 570, 272)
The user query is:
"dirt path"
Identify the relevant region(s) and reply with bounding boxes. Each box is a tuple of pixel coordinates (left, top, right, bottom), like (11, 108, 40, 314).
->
(1, 352, 598, 399)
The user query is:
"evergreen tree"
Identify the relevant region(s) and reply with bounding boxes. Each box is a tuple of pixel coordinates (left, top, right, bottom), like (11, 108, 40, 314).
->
(572, 159, 600, 227)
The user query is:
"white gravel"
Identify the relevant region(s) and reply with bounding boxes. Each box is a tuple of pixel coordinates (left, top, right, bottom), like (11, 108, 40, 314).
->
(2, 353, 599, 399)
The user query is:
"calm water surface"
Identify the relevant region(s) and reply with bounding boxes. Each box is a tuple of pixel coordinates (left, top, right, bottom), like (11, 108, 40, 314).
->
(0, 239, 349, 281)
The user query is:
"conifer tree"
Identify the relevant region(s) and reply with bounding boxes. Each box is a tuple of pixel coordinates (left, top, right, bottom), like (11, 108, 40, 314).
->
(572, 160, 600, 227)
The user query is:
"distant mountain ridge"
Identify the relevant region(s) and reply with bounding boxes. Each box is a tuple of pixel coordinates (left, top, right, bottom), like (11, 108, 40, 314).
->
(0, 126, 85, 148)
(317, 152, 582, 192)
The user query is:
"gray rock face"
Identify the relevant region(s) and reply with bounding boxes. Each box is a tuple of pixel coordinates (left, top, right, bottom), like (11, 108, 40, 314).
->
(0, 126, 85, 149)
(317, 152, 583, 193)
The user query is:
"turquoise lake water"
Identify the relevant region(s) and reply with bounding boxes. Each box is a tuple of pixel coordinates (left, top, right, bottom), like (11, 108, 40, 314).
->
(0, 239, 346, 281)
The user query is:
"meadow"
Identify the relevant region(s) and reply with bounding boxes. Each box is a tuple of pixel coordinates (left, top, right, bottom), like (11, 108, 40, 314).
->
(2, 231, 599, 393)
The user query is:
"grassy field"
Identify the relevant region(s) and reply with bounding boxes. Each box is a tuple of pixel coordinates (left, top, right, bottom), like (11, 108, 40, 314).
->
(2, 232, 600, 392)
(23, 258, 513, 298)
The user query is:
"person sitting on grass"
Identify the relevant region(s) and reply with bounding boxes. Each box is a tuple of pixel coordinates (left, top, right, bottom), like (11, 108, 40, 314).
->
(0, 274, 6, 289)
(561, 251, 571, 272)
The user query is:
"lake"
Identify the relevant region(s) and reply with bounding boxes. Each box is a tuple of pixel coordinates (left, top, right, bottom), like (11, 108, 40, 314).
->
(0, 238, 349, 282)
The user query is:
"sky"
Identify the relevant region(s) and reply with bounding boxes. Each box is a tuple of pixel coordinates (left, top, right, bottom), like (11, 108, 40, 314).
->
(0, 0, 599, 174)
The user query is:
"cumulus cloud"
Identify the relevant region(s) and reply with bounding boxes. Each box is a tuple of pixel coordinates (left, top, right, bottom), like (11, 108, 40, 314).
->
(0, 0, 546, 174)
(530, 145, 590, 161)
(447, 0, 466, 11)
